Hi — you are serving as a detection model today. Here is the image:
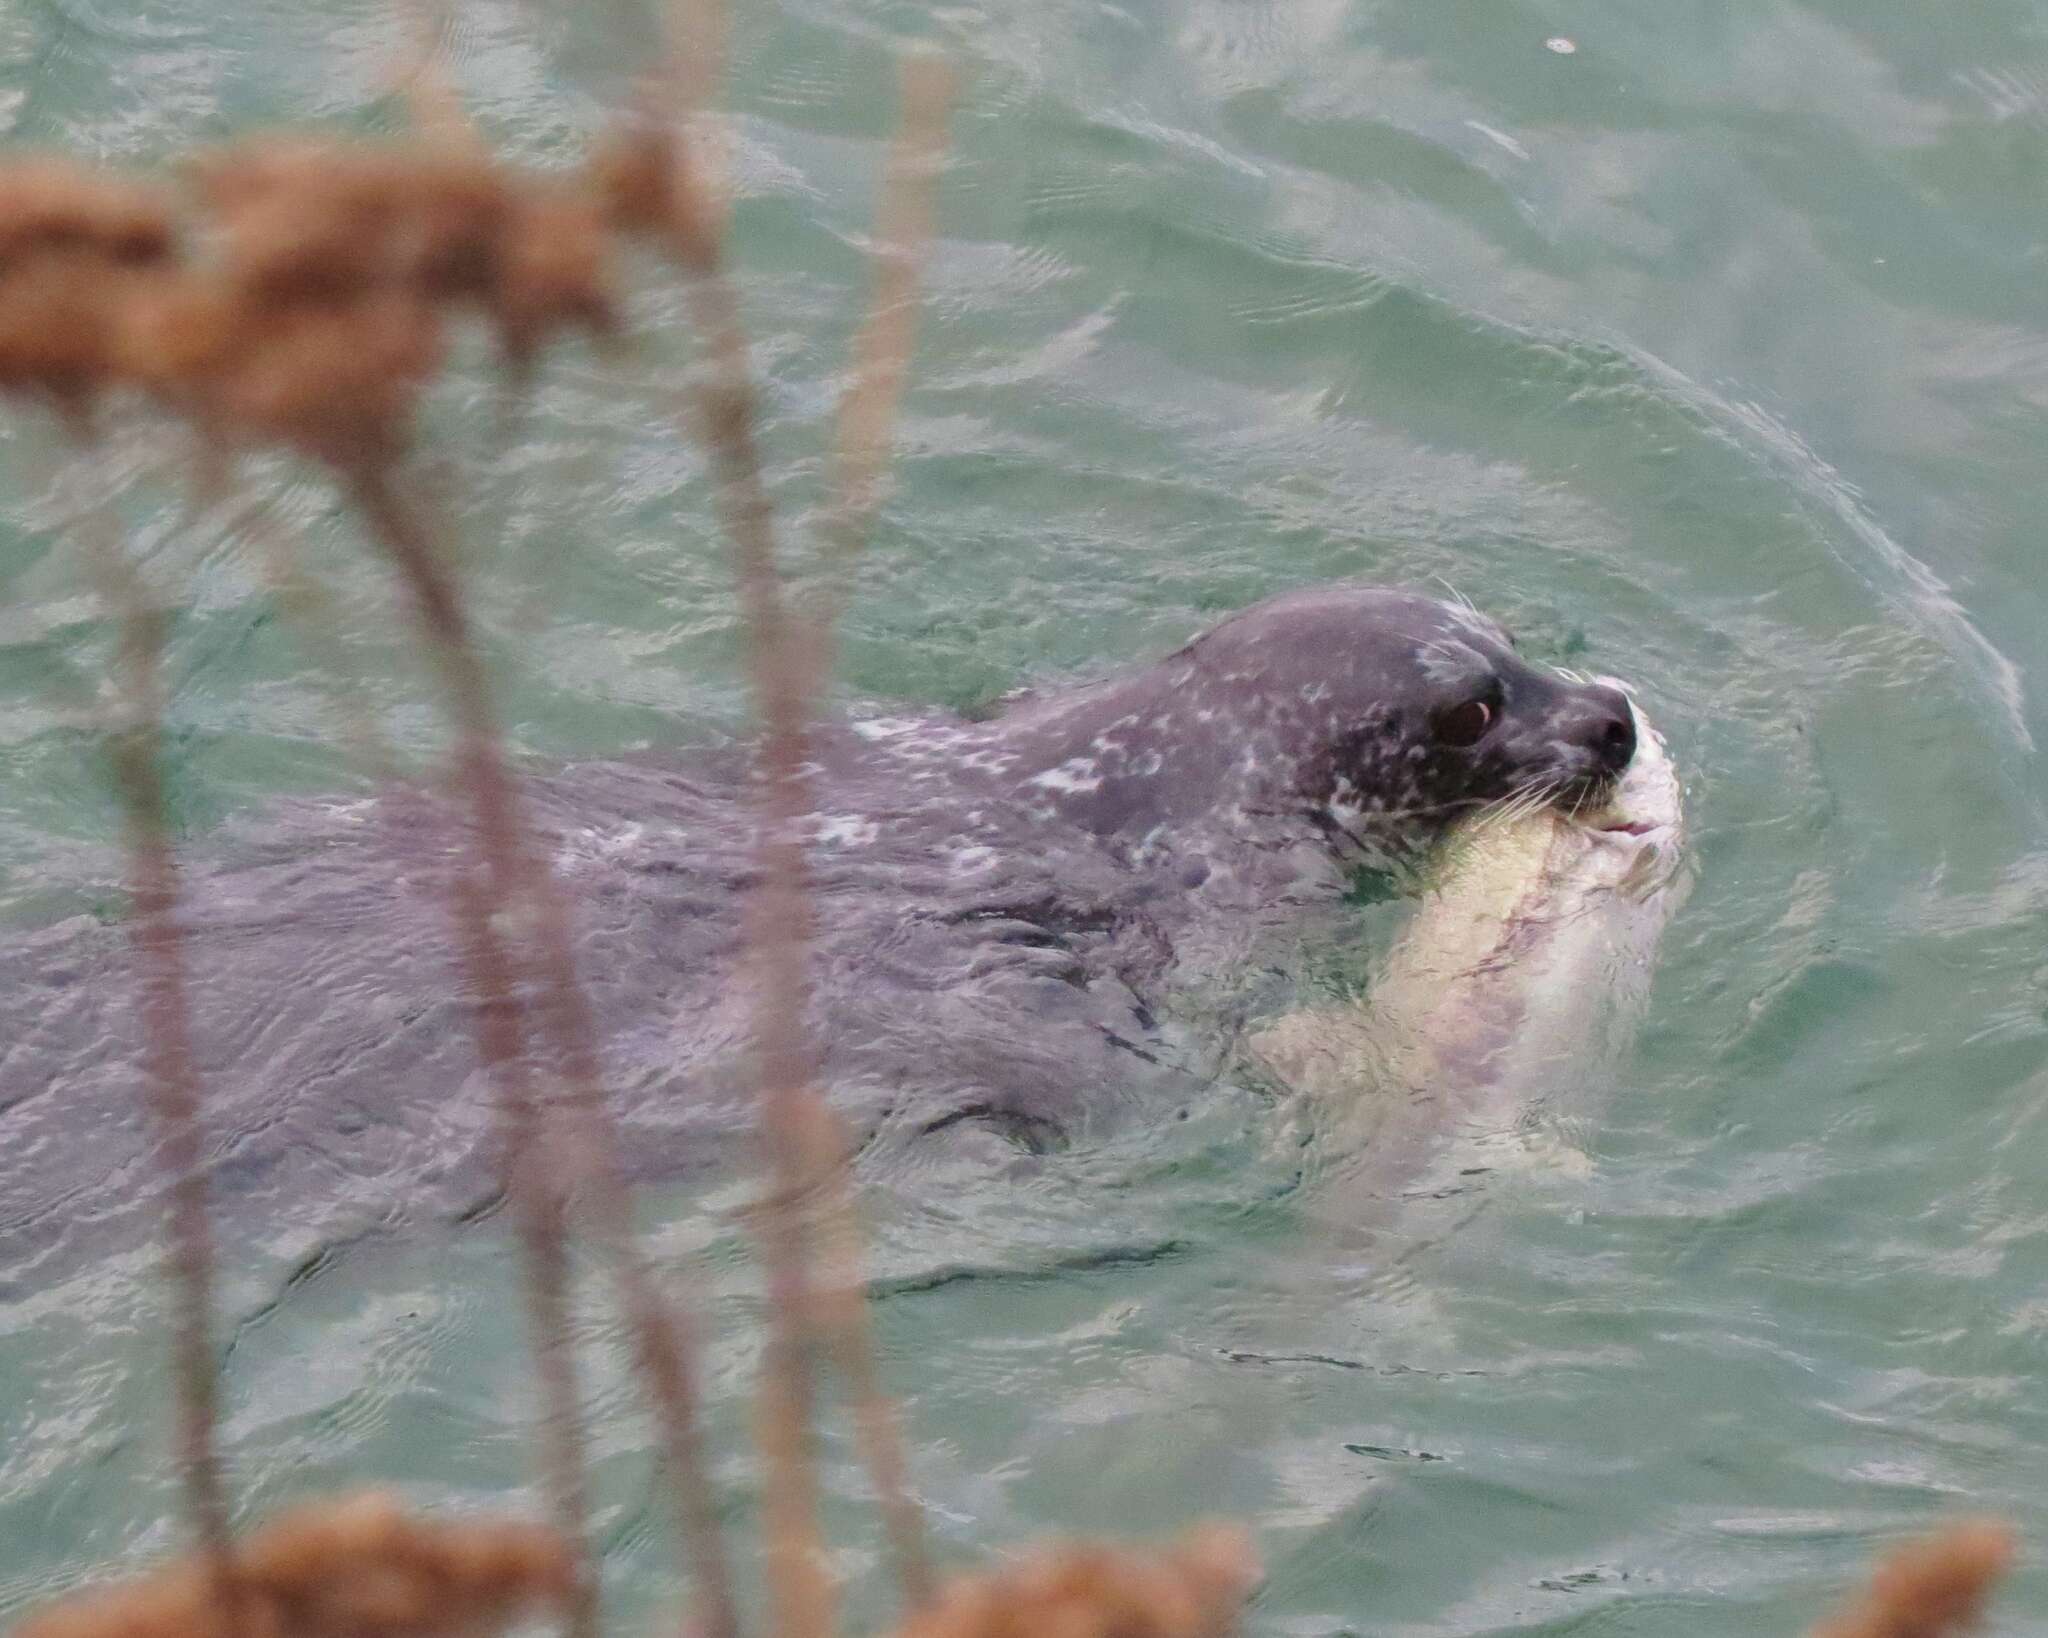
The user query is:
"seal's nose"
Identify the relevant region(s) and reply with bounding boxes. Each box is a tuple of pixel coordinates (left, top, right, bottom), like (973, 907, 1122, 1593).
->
(1567, 683, 1636, 775)
(1548, 679, 1630, 778)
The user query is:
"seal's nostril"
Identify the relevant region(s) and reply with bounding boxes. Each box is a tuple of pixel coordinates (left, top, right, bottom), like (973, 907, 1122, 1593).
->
(1570, 682, 1637, 776)
(1597, 714, 1635, 773)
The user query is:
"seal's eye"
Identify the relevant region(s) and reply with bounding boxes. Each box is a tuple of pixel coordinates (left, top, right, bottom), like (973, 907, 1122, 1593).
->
(1431, 688, 1499, 748)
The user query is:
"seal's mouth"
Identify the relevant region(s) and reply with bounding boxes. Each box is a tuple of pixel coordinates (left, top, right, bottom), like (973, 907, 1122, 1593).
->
(1558, 774, 1675, 842)
(1555, 771, 1625, 819)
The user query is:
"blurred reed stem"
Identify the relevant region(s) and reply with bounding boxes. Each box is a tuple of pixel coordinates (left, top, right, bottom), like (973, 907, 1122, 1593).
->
(66, 473, 241, 1634)
(347, 463, 739, 1638)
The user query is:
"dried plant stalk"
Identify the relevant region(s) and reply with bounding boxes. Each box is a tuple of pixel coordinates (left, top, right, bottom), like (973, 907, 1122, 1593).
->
(661, 0, 732, 239)
(887, 1525, 1259, 1638)
(612, 34, 960, 1627)
(64, 484, 240, 1628)
(474, 716, 741, 1638)
(447, 864, 596, 1638)
(508, 884, 740, 1638)
(188, 131, 707, 1635)
(0, 124, 736, 1638)
(808, 51, 957, 639)
(727, 448, 839, 1638)
(12, 1492, 572, 1638)
(1810, 1521, 2015, 1638)
(794, 54, 957, 1612)
(600, 47, 840, 1637)
(0, 86, 1278, 1638)
(346, 468, 738, 1638)
(336, 468, 600, 1638)
(390, 0, 483, 153)
(217, 484, 405, 789)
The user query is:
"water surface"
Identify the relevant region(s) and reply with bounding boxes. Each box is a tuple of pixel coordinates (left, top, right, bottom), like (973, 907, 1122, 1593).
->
(3, 1, 2048, 1632)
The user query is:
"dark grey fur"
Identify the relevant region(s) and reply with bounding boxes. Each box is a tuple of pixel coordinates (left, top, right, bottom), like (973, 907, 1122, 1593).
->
(0, 584, 1633, 1282)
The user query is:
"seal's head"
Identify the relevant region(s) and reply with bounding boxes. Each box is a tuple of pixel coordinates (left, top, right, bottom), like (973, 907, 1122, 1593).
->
(992, 583, 1639, 863)
(1227, 586, 1637, 842)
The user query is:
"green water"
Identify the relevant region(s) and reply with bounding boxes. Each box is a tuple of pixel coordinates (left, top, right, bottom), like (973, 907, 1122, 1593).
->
(5, 0, 2048, 1632)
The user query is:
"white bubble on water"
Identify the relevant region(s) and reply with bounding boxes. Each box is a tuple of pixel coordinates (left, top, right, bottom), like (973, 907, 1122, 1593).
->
(1545, 36, 1577, 54)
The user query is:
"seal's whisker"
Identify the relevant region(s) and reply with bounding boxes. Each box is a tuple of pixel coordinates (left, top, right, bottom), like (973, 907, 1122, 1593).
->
(1472, 784, 1532, 829)
(1459, 792, 1513, 830)
(1427, 572, 1483, 621)
(1530, 778, 1573, 819)
(1478, 793, 1525, 829)
(1564, 775, 1620, 819)
(1492, 777, 1567, 829)
(1481, 775, 1558, 827)
(1484, 791, 1535, 830)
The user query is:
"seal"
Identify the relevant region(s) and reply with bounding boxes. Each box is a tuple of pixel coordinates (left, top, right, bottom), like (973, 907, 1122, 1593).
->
(0, 583, 1636, 1280)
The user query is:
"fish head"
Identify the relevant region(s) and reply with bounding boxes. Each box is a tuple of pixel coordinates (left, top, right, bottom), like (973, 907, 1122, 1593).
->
(1560, 684, 1687, 897)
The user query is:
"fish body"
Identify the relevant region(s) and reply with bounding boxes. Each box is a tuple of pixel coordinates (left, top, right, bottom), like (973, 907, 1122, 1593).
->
(1251, 691, 1689, 1194)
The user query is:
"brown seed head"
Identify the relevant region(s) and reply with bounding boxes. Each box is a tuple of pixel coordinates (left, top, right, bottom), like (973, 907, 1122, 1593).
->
(205, 293, 445, 469)
(116, 273, 241, 398)
(193, 139, 511, 308)
(0, 158, 175, 271)
(588, 123, 677, 237)
(0, 160, 181, 414)
(491, 187, 620, 367)
(587, 121, 718, 272)
(891, 1526, 1260, 1638)
(0, 252, 133, 413)
(1811, 1521, 2016, 1638)
(13, 1493, 574, 1638)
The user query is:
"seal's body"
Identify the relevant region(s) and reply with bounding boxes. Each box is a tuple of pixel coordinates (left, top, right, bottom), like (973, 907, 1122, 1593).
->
(0, 585, 1637, 1278)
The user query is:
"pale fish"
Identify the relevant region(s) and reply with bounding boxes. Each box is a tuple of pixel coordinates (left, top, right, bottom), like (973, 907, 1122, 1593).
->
(1251, 688, 1691, 1204)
